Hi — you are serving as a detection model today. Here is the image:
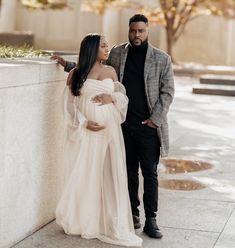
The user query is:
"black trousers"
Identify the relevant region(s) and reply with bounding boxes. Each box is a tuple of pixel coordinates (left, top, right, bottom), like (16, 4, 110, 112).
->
(122, 124, 161, 218)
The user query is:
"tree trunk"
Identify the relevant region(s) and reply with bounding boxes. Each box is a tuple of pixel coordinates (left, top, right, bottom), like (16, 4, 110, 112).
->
(166, 27, 175, 63)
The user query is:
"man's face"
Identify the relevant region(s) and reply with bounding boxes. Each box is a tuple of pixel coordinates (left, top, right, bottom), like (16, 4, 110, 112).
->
(129, 21, 149, 46)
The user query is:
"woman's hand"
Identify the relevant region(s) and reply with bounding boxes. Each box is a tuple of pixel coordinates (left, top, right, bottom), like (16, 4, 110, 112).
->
(86, 121, 105, 132)
(91, 93, 113, 105)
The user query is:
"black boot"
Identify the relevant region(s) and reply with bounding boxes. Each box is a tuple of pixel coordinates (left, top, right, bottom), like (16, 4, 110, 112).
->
(143, 217, 163, 239)
(133, 215, 141, 229)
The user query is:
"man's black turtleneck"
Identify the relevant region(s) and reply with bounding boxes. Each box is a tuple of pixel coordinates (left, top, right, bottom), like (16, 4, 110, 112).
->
(122, 42, 150, 127)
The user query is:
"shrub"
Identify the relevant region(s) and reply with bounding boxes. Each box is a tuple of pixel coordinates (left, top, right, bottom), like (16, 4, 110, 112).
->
(0, 45, 43, 58)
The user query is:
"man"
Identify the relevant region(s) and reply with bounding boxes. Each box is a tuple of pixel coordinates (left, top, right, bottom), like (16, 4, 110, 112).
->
(51, 14, 174, 239)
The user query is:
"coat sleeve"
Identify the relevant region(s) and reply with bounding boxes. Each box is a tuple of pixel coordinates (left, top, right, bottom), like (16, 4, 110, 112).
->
(150, 56, 174, 127)
(64, 62, 76, 73)
(112, 81, 129, 123)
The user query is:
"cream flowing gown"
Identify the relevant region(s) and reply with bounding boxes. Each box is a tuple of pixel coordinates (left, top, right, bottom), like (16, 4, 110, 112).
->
(55, 78, 142, 247)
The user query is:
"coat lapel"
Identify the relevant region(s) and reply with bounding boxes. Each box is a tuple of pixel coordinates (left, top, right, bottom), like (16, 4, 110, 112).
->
(144, 44, 154, 83)
(120, 43, 129, 82)
(144, 43, 154, 110)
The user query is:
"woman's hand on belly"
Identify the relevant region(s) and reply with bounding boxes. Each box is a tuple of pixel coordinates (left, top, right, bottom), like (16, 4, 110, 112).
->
(86, 120, 105, 132)
(91, 93, 113, 105)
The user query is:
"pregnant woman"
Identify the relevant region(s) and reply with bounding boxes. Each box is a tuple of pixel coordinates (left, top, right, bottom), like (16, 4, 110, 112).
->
(55, 33, 142, 247)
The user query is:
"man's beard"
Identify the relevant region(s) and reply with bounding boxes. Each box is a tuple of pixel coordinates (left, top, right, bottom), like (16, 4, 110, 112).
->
(129, 38, 148, 48)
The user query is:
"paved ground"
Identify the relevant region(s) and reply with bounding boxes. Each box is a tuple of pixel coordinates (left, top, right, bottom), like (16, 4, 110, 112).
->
(13, 77, 235, 248)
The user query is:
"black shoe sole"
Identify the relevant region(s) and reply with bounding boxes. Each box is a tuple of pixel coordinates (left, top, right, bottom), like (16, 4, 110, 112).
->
(143, 227, 163, 239)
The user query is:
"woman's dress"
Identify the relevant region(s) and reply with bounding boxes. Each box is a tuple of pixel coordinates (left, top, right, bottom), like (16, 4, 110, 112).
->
(55, 78, 142, 247)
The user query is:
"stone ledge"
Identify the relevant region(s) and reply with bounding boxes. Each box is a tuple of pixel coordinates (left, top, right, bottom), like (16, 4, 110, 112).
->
(192, 84, 235, 96)
(174, 63, 235, 77)
(0, 55, 77, 88)
(200, 74, 235, 86)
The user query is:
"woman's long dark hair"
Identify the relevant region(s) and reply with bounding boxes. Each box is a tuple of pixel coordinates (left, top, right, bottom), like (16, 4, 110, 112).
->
(68, 33, 101, 96)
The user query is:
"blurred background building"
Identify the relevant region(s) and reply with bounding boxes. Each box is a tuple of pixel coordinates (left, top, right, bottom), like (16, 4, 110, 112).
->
(0, 0, 235, 65)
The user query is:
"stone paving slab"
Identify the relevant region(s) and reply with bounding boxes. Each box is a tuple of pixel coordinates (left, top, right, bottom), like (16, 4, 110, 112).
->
(214, 209, 235, 248)
(158, 195, 235, 233)
(137, 228, 219, 248)
(13, 221, 220, 248)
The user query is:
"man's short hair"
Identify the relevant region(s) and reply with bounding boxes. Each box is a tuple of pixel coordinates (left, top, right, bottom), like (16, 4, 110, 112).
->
(129, 14, 148, 25)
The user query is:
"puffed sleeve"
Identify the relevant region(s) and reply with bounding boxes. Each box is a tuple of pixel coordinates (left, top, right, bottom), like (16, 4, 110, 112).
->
(63, 86, 87, 141)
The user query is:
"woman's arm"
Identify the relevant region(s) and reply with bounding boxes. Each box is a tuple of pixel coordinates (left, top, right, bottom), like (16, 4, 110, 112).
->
(50, 55, 76, 72)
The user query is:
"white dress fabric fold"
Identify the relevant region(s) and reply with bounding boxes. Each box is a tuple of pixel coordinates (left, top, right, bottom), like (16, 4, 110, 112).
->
(56, 78, 142, 247)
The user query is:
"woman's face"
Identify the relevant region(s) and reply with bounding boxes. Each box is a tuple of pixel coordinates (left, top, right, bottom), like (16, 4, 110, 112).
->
(97, 36, 109, 62)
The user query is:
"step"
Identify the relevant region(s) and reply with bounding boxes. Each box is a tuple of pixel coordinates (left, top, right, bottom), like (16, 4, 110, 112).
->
(200, 74, 235, 85)
(192, 84, 235, 96)
(173, 64, 235, 77)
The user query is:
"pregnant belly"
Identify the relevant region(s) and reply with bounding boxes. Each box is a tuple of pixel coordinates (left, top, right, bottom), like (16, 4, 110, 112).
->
(80, 100, 117, 126)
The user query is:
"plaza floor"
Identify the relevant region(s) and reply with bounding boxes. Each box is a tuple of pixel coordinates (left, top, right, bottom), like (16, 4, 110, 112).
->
(13, 76, 235, 248)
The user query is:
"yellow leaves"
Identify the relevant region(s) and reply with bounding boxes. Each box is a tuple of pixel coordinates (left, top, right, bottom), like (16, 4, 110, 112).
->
(141, 7, 166, 26)
(80, 0, 110, 15)
(81, 0, 137, 15)
(19, 0, 69, 10)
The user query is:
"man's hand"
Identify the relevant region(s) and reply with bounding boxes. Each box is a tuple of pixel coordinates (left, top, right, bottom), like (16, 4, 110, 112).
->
(142, 119, 158, 129)
(50, 55, 66, 67)
(86, 121, 105, 131)
(91, 94, 113, 105)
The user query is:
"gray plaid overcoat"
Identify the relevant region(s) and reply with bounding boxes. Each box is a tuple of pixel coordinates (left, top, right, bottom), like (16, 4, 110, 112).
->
(106, 42, 175, 157)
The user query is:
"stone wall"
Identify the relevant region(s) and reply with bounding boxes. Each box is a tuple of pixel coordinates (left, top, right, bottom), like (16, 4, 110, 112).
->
(15, 1, 102, 52)
(0, 56, 76, 248)
(0, 31, 34, 46)
(160, 16, 235, 66)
